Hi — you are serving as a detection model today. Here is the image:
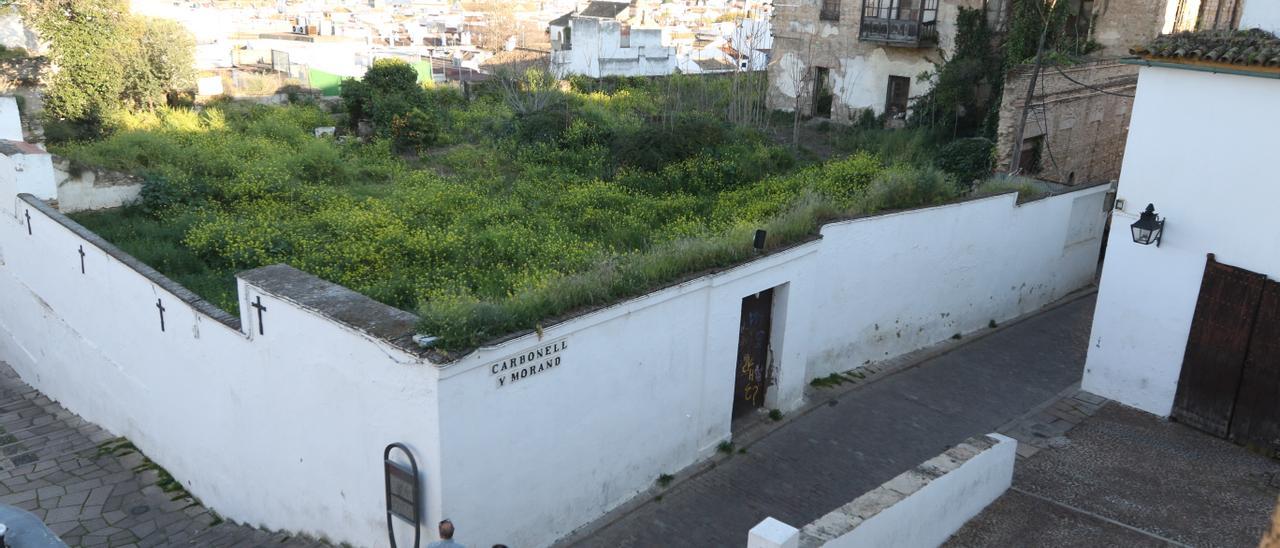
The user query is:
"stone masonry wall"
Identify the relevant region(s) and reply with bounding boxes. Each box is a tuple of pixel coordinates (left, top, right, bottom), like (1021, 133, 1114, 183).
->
(996, 58, 1137, 185)
(1090, 0, 1169, 57)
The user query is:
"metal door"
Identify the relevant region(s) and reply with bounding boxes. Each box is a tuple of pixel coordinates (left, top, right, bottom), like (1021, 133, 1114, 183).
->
(733, 289, 773, 419)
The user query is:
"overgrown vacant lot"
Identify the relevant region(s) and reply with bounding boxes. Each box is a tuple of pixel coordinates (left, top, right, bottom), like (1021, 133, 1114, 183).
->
(62, 75, 964, 351)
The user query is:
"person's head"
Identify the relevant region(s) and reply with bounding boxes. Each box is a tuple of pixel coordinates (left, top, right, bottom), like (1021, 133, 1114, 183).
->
(438, 519, 454, 540)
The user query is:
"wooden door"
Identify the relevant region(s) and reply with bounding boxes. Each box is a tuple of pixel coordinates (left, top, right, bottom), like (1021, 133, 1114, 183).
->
(733, 289, 773, 419)
(1171, 255, 1266, 437)
(1228, 279, 1280, 454)
(885, 76, 910, 117)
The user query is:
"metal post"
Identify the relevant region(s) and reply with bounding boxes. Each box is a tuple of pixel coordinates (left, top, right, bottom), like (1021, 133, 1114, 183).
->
(1007, 0, 1055, 176)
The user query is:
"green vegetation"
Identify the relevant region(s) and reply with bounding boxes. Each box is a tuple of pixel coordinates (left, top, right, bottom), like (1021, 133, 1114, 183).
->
(61, 66, 970, 352)
(656, 473, 674, 488)
(23, 0, 196, 139)
(973, 175, 1050, 203)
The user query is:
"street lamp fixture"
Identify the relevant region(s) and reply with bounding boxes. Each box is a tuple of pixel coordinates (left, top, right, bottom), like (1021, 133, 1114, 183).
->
(1130, 203, 1165, 247)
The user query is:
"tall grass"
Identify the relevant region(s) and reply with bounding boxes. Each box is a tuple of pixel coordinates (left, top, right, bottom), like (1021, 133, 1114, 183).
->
(418, 166, 958, 351)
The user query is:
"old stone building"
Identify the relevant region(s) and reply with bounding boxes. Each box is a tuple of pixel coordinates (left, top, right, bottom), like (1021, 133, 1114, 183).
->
(995, 59, 1136, 183)
(767, 0, 985, 122)
(994, 0, 1228, 184)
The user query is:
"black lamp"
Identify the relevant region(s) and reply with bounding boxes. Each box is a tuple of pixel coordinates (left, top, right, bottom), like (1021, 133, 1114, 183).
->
(1130, 203, 1165, 247)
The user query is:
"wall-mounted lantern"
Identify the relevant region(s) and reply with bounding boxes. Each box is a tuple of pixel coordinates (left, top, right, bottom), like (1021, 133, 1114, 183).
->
(1130, 203, 1165, 247)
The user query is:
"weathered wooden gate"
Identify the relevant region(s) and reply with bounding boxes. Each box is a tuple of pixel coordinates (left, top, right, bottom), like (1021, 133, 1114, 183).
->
(733, 289, 773, 420)
(1172, 254, 1280, 453)
(1228, 280, 1280, 453)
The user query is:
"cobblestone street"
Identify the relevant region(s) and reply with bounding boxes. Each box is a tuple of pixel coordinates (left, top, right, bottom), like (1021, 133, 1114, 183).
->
(0, 363, 326, 547)
(572, 293, 1098, 547)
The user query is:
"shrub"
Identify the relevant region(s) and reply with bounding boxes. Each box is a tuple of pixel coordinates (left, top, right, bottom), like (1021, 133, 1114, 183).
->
(863, 165, 959, 212)
(390, 108, 440, 154)
(936, 137, 995, 188)
(973, 176, 1048, 203)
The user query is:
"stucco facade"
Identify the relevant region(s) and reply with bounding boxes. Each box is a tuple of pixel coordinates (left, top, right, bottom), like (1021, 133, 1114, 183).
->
(550, 17, 676, 78)
(767, 0, 982, 122)
(1083, 64, 1280, 416)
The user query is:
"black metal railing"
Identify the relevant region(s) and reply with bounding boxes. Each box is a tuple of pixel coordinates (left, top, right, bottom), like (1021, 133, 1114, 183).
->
(859, 0, 939, 46)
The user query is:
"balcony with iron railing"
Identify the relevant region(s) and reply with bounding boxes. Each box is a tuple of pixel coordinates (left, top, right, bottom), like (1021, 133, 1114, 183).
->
(859, 0, 939, 47)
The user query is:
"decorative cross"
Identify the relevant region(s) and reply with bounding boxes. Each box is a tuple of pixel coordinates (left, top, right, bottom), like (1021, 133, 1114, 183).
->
(24, 209, 31, 235)
(78, 246, 85, 274)
(156, 298, 166, 332)
(251, 296, 267, 335)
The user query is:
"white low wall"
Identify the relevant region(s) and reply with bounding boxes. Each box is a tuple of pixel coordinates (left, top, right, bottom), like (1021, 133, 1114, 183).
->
(750, 434, 1016, 548)
(806, 186, 1107, 379)
(435, 186, 1107, 548)
(52, 157, 144, 212)
(0, 142, 1107, 548)
(0, 159, 442, 547)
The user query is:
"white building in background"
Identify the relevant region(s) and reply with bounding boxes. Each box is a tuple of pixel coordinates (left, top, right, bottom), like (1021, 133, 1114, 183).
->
(1082, 12, 1280, 444)
(550, 1, 677, 78)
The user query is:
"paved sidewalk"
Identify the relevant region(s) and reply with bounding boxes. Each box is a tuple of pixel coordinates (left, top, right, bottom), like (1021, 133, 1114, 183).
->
(951, 403, 1280, 547)
(573, 294, 1097, 547)
(0, 362, 326, 547)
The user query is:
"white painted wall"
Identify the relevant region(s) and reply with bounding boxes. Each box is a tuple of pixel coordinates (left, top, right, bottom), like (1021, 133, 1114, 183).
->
(1082, 66, 1280, 416)
(808, 188, 1108, 377)
(793, 434, 1015, 548)
(0, 150, 1107, 547)
(52, 159, 144, 213)
(1241, 0, 1280, 32)
(0, 97, 22, 141)
(0, 182, 444, 546)
(10, 150, 54, 201)
(551, 18, 676, 78)
(427, 187, 1106, 548)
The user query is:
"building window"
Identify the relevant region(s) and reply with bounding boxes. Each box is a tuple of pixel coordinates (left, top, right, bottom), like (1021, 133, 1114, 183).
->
(820, 0, 841, 21)
(885, 75, 910, 118)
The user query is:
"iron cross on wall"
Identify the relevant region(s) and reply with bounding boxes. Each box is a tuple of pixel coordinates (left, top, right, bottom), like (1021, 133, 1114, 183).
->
(251, 296, 267, 335)
(156, 298, 166, 332)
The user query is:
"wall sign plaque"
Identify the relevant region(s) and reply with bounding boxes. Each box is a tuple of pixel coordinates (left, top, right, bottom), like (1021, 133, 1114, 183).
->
(488, 338, 568, 388)
(384, 443, 421, 548)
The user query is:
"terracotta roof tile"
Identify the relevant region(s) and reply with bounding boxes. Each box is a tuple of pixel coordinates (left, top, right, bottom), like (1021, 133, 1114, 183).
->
(1132, 28, 1280, 67)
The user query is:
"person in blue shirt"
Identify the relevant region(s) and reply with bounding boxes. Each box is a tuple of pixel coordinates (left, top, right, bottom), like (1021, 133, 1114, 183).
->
(427, 519, 464, 548)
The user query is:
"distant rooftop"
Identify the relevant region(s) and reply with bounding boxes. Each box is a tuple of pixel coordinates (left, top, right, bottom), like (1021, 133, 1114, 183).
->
(580, 1, 629, 19)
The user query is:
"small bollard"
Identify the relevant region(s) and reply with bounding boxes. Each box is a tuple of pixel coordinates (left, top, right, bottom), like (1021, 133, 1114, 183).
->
(748, 517, 798, 548)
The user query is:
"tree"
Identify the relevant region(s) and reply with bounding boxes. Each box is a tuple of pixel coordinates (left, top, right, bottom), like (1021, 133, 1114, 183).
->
(363, 58, 419, 95)
(463, 0, 517, 51)
(26, 0, 132, 125)
(23, 0, 197, 131)
(130, 18, 196, 109)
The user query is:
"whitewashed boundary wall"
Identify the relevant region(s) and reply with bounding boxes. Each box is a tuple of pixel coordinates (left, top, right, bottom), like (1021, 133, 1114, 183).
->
(806, 185, 1108, 378)
(438, 185, 1108, 548)
(52, 156, 144, 213)
(0, 166, 443, 546)
(0, 144, 1108, 548)
(748, 434, 1016, 548)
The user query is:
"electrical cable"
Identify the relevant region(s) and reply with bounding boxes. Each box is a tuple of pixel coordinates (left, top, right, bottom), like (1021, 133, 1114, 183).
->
(1052, 64, 1135, 98)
